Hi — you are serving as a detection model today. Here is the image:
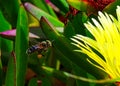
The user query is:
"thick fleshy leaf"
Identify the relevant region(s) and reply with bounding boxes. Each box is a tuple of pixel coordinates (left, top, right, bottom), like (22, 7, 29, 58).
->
(23, 0, 58, 27)
(68, 12, 88, 36)
(50, 0, 69, 14)
(72, 64, 90, 86)
(64, 21, 76, 38)
(43, 66, 120, 84)
(103, 0, 120, 16)
(15, 5, 29, 86)
(0, 9, 13, 86)
(23, 0, 57, 17)
(0, 11, 13, 51)
(0, 57, 2, 86)
(24, 2, 64, 27)
(67, 0, 88, 11)
(27, 13, 40, 27)
(52, 47, 73, 70)
(28, 78, 38, 86)
(0, 0, 20, 27)
(0, 29, 40, 40)
(5, 56, 15, 86)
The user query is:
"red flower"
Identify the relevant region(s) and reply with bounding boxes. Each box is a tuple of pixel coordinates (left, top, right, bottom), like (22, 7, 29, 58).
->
(84, 0, 115, 10)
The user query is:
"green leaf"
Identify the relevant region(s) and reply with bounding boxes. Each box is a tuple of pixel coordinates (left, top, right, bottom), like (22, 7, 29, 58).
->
(0, 10, 13, 86)
(0, 10, 13, 52)
(103, 0, 120, 17)
(28, 54, 52, 86)
(24, 2, 64, 27)
(0, 0, 20, 27)
(67, 0, 97, 14)
(15, 5, 29, 86)
(41, 76, 52, 86)
(0, 56, 2, 86)
(43, 66, 120, 84)
(0, 11, 11, 30)
(46, 4, 58, 18)
(28, 78, 38, 86)
(42, 66, 68, 83)
(5, 57, 15, 86)
(64, 21, 76, 38)
(67, 0, 87, 11)
(22, 0, 57, 18)
(50, 0, 69, 14)
(72, 64, 90, 86)
(69, 12, 88, 36)
(22, 0, 58, 27)
(52, 47, 73, 70)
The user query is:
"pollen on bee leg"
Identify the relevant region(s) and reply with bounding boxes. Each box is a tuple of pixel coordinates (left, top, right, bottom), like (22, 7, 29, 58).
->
(37, 54, 43, 59)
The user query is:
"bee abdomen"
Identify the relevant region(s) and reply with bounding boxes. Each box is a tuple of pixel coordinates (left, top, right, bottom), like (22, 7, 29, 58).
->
(26, 45, 39, 54)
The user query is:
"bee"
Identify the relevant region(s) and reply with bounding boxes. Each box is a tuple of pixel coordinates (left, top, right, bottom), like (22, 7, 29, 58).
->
(26, 40, 52, 55)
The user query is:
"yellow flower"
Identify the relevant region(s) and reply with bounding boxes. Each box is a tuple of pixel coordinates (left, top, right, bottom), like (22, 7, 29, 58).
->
(71, 6, 120, 80)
